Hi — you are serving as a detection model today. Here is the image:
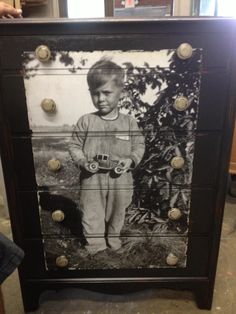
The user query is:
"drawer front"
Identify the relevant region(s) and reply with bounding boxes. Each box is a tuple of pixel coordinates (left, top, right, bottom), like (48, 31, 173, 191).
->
(39, 187, 192, 237)
(18, 188, 215, 238)
(30, 132, 193, 188)
(0, 30, 233, 70)
(1, 71, 229, 133)
(12, 132, 220, 190)
(43, 236, 188, 270)
(22, 236, 210, 278)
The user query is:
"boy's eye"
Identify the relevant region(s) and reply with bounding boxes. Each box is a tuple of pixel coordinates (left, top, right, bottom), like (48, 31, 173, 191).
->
(91, 91, 112, 97)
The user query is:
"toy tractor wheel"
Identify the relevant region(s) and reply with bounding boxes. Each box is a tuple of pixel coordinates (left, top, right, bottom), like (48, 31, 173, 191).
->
(114, 166, 123, 174)
(88, 162, 99, 172)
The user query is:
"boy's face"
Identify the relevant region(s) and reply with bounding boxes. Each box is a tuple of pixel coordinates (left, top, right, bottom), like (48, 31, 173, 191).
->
(90, 76, 123, 117)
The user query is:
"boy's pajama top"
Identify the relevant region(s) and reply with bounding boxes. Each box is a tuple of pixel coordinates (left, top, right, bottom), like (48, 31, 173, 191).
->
(69, 112, 145, 246)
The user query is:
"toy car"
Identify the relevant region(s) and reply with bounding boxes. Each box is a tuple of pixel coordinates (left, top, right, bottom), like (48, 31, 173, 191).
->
(88, 154, 127, 174)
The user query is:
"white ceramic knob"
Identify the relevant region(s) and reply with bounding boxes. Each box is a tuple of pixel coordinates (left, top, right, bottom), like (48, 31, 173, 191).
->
(174, 97, 190, 111)
(170, 156, 185, 169)
(35, 45, 51, 62)
(47, 159, 61, 171)
(168, 208, 182, 220)
(56, 255, 68, 268)
(166, 253, 179, 266)
(52, 210, 65, 222)
(41, 98, 56, 113)
(176, 43, 193, 60)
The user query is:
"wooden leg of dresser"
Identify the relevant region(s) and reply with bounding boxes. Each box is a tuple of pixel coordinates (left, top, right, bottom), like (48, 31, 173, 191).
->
(194, 283, 213, 310)
(21, 284, 42, 313)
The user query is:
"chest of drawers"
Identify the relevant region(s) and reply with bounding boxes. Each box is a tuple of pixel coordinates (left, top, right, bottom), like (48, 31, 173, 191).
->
(0, 18, 235, 312)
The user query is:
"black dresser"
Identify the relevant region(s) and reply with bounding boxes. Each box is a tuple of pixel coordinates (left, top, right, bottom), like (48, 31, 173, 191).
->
(0, 18, 235, 312)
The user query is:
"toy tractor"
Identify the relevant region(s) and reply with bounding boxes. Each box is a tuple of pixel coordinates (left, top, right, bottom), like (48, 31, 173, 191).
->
(88, 154, 125, 174)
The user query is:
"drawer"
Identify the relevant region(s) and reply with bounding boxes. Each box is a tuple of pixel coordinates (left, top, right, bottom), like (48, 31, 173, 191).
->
(12, 132, 220, 189)
(0, 23, 233, 70)
(39, 187, 191, 237)
(17, 132, 191, 188)
(19, 188, 215, 238)
(1, 70, 229, 134)
(21, 235, 210, 278)
(43, 236, 188, 270)
(31, 132, 193, 188)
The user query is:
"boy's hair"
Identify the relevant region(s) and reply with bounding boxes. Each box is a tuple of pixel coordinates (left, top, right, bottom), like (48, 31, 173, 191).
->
(87, 58, 125, 91)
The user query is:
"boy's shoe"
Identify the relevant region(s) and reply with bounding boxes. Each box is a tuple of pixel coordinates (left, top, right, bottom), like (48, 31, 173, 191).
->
(107, 238, 122, 251)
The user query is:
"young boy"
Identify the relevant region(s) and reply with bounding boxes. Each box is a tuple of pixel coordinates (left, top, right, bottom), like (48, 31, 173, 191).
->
(70, 58, 145, 254)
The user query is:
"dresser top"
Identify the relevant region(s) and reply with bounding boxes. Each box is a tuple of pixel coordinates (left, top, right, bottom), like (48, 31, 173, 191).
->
(0, 17, 235, 35)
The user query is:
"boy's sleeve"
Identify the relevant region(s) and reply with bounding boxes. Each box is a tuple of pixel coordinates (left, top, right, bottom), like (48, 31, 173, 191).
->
(130, 117, 145, 167)
(69, 115, 88, 165)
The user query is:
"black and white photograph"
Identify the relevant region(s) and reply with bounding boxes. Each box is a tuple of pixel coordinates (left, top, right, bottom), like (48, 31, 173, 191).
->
(23, 48, 202, 270)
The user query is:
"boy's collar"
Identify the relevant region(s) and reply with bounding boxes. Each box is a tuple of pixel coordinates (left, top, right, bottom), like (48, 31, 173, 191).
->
(98, 112, 119, 121)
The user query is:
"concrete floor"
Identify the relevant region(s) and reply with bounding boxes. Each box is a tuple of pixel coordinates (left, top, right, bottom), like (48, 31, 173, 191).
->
(1, 196, 236, 314)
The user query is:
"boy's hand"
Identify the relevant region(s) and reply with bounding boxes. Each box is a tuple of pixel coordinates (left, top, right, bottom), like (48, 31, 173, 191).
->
(118, 158, 133, 173)
(79, 159, 99, 173)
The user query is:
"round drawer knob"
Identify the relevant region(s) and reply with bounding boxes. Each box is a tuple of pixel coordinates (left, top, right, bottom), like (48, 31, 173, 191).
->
(35, 45, 51, 62)
(41, 98, 57, 113)
(176, 43, 193, 60)
(166, 253, 179, 266)
(56, 255, 68, 268)
(170, 156, 185, 169)
(174, 97, 190, 111)
(168, 208, 182, 220)
(48, 158, 61, 171)
(52, 210, 65, 222)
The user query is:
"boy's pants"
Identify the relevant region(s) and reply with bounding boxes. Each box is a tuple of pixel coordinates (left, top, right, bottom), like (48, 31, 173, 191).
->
(79, 171, 133, 247)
